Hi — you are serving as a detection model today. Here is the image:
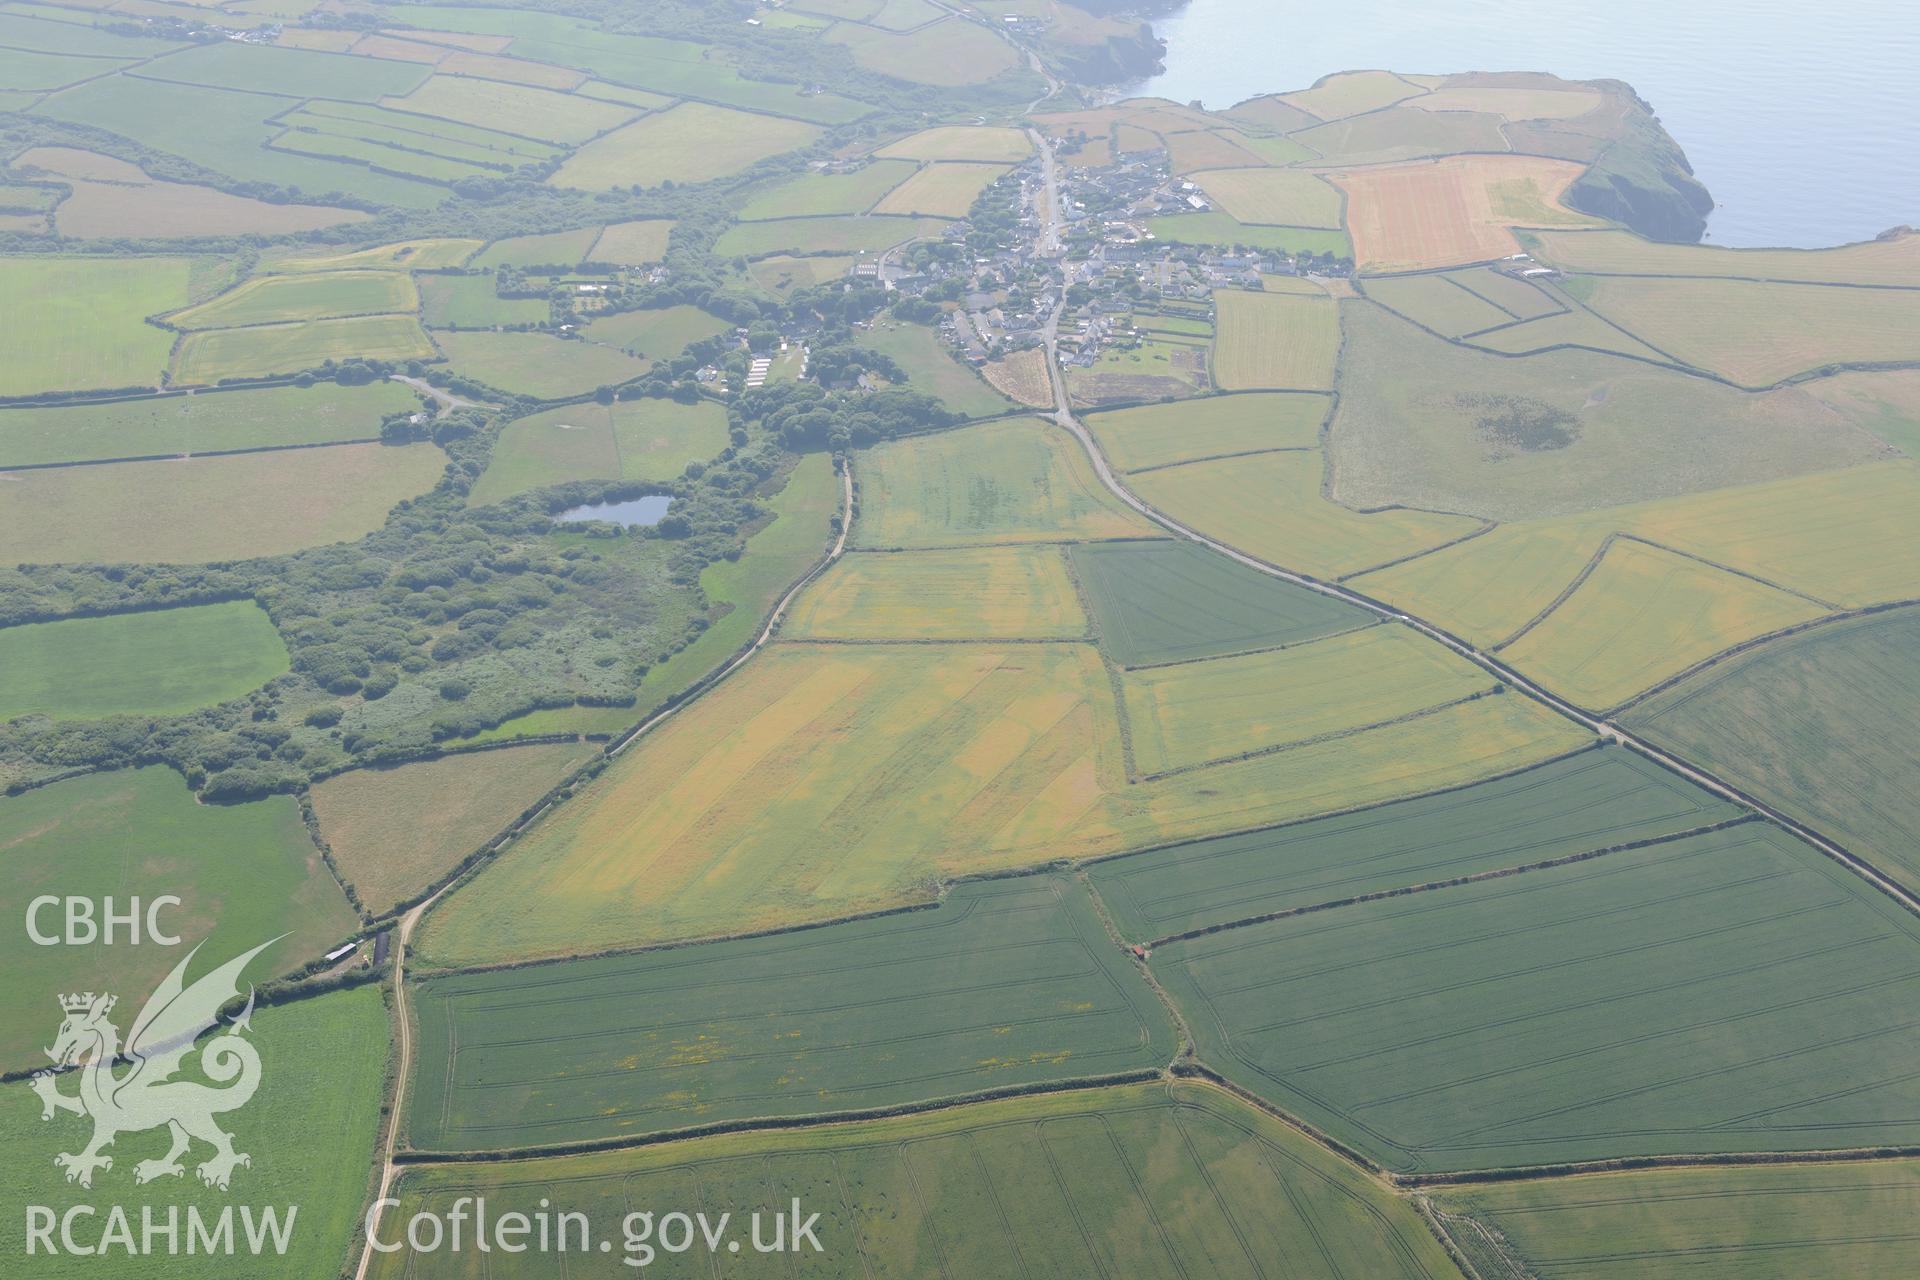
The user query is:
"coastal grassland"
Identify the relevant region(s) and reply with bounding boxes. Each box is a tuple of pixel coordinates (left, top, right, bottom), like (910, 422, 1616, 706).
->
(416, 274, 550, 327)
(1295, 104, 1510, 166)
(378, 74, 637, 144)
(409, 877, 1173, 1150)
(466, 397, 730, 505)
(1092, 746, 1734, 942)
(140, 37, 430, 100)
(1122, 626, 1497, 776)
(872, 161, 1013, 217)
(1499, 538, 1829, 709)
(860, 318, 1018, 417)
(827, 16, 1021, 85)
(1155, 822, 1920, 1173)
(746, 252, 858, 298)
(1129, 449, 1482, 579)
(1334, 155, 1599, 273)
(853, 418, 1154, 548)
(0, 768, 358, 1067)
(1328, 302, 1894, 521)
(1627, 607, 1920, 890)
(0, 379, 418, 467)
(1526, 226, 1920, 285)
(414, 638, 1584, 965)
(1569, 276, 1920, 386)
(587, 218, 674, 265)
(736, 158, 917, 219)
(1435, 1160, 1920, 1280)
(0, 442, 445, 564)
(0, 601, 288, 722)
(581, 304, 731, 362)
(784, 546, 1087, 639)
(1411, 84, 1603, 119)
(432, 330, 650, 399)
(550, 102, 823, 189)
(1464, 304, 1673, 362)
(261, 238, 481, 273)
(1280, 69, 1425, 121)
(1211, 289, 1339, 390)
(1361, 271, 1527, 336)
(0, 986, 388, 1280)
(1072, 538, 1374, 666)
(172, 315, 435, 384)
(469, 227, 600, 270)
(310, 742, 594, 915)
(1805, 367, 1920, 456)
(370, 1081, 1458, 1280)
(0, 256, 190, 395)
(1189, 167, 1345, 228)
(712, 214, 949, 259)
(163, 270, 416, 330)
(876, 124, 1032, 162)
(1144, 212, 1351, 256)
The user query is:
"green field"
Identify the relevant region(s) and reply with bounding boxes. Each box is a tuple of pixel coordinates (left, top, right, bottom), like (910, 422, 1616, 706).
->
(1190, 167, 1345, 228)
(828, 16, 1022, 86)
(581, 304, 731, 362)
(416, 274, 551, 328)
(1146, 212, 1351, 256)
(1296, 102, 1510, 164)
(0, 986, 388, 1280)
(1091, 745, 1732, 941)
(141, 38, 430, 100)
(433, 329, 650, 399)
(380, 73, 637, 144)
(264, 237, 482, 273)
(1072, 538, 1374, 666)
(173, 315, 436, 384)
(0, 442, 445, 564)
(164, 270, 417, 330)
(872, 161, 1012, 217)
(1363, 270, 1533, 336)
(1628, 607, 1920, 890)
(876, 124, 1032, 162)
(468, 227, 602, 270)
(1084, 391, 1327, 472)
(862, 317, 1013, 417)
(1465, 304, 1674, 363)
(411, 876, 1173, 1149)
(746, 252, 859, 298)
(1527, 226, 1920, 286)
(1156, 821, 1920, 1172)
(854, 417, 1154, 548)
(288, 99, 565, 164)
(0, 767, 359, 1066)
(712, 214, 949, 259)
(588, 217, 675, 264)
(786, 545, 1087, 638)
(736, 159, 917, 219)
(370, 1082, 1456, 1280)
(1435, 1159, 1920, 1280)
(0, 601, 288, 721)
(467, 397, 730, 504)
(1211, 288, 1339, 390)
(311, 742, 593, 915)
(551, 102, 823, 189)
(0, 256, 191, 396)
(0, 379, 419, 467)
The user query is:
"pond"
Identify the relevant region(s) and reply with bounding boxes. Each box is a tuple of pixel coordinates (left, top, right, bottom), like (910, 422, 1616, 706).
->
(552, 495, 673, 527)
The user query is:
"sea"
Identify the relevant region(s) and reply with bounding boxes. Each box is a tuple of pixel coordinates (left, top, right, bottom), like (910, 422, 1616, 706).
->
(1129, 0, 1920, 248)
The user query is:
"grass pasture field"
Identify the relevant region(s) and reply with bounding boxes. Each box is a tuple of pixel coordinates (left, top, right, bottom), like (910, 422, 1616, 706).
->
(735, 159, 917, 219)
(172, 315, 435, 383)
(370, 1082, 1458, 1280)
(1361, 270, 1528, 336)
(469, 227, 601, 270)
(0, 601, 288, 722)
(581, 304, 731, 362)
(140, 37, 430, 100)
(1121, 625, 1496, 776)
(853, 417, 1154, 548)
(416, 273, 550, 327)
(433, 329, 650, 399)
(550, 102, 823, 190)
(712, 214, 948, 259)
(1189, 167, 1345, 228)
(1464, 304, 1674, 362)
(876, 124, 1032, 162)
(871, 161, 1011, 217)
(1335, 154, 1600, 273)
(1280, 69, 1426, 121)
(863, 318, 1014, 416)
(1211, 288, 1339, 390)
(0, 986, 388, 1280)
(745, 252, 858, 298)
(827, 15, 1022, 85)
(0, 768, 358, 1068)
(311, 742, 594, 915)
(1805, 367, 1920, 456)
(410, 877, 1174, 1149)
(1093, 745, 1734, 942)
(1294, 104, 1511, 166)
(1411, 83, 1604, 120)
(261, 238, 482, 273)
(0, 441, 445, 564)
(587, 218, 674, 264)
(163, 270, 416, 330)
(1628, 606, 1920, 891)
(0, 379, 419, 467)
(379, 73, 637, 144)
(1072, 538, 1375, 666)
(1526, 226, 1920, 285)
(785, 546, 1087, 639)
(1155, 821, 1920, 1172)
(0, 256, 190, 395)
(1435, 1160, 1920, 1280)
(466, 397, 730, 505)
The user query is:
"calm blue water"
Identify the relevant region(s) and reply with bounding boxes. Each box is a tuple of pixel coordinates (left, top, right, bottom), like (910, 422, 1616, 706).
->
(1133, 0, 1919, 248)
(554, 495, 672, 526)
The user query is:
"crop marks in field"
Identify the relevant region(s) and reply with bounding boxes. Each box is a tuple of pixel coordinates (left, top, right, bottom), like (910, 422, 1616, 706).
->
(1211, 288, 1339, 390)
(1334, 155, 1600, 273)
(164, 270, 416, 330)
(785, 546, 1087, 639)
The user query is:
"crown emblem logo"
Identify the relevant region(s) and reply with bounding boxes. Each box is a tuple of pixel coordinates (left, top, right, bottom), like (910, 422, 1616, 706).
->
(59, 992, 114, 1015)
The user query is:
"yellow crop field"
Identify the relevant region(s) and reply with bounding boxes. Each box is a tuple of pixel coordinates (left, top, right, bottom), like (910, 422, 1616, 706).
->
(1335, 155, 1599, 273)
(551, 103, 823, 189)
(980, 346, 1055, 407)
(172, 314, 435, 383)
(261, 237, 482, 273)
(1212, 288, 1340, 390)
(876, 125, 1032, 162)
(1352, 521, 1611, 646)
(854, 417, 1155, 547)
(1500, 539, 1829, 709)
(784, 546, 1088, 639)
(870, 161, 1010, 216)
(1086, 391, 1328, 472)
(1190, 167, 1344, 228)
(1280, 70, 1424, 121)
(1122, 625, 1495, 775)
(1134, 449, 1480, 579)
(1528, 227, 1920, 286)
(1573, 276, 1920, 386)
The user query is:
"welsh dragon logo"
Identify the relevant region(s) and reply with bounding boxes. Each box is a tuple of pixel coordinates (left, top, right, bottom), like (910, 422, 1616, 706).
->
(29, 938, 279, 1192)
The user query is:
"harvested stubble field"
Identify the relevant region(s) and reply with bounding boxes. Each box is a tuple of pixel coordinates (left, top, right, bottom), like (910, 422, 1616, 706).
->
(1155, 822, 1920, 1172)
(163, 269, 417, 330)
(1092, 746, 1734, 942)
(736, 158, 917, 219)
(379, 73, 637, 144)
(1527, 226, 1920, 286)
(370, 1082, 1457, 1280)
(0, 255, 190, 395)
(172, 314, 436, 384)
(712, 213, 948, 259)
(1121, 625, 1497, 776)
(784, 546, 1087, 639)
(871, 160, 1012, 217)
(1211, 288, 1340, 390)
(1086, 391, 1327, 472)
(854, 417, 1154, 548)
(433, 329, 650, 399)
(551, 102, 824, 189)
(1334, 154, 1600, 273)
(410, 877, 1173, 1149)
(31, 155, 368, 238)
(875, 124, 1032, 162)
(1189, 167, 1345, 228)
(980, 345, 1055, 406)
(467, 397, 730, 505)
(1072, 538, 1373, 666)
(0, 442, 445, 564)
